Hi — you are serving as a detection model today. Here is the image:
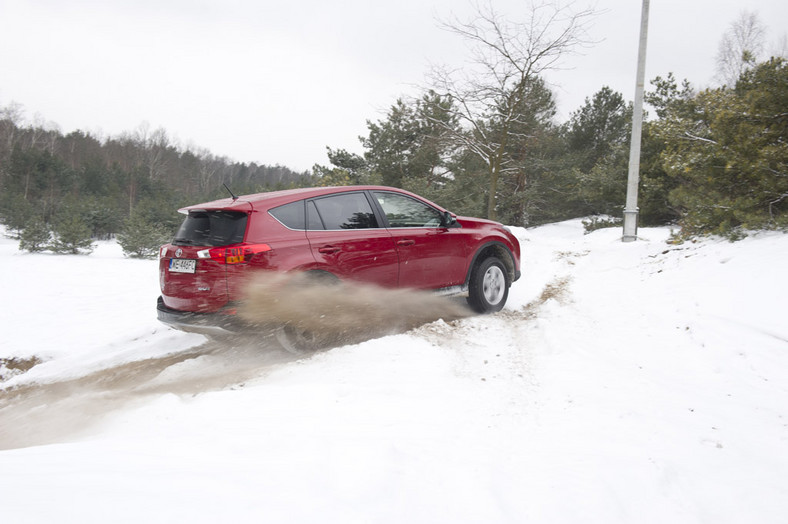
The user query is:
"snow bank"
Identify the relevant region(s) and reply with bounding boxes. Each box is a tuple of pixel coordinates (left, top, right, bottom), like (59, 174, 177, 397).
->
(0, 233, 203, 384)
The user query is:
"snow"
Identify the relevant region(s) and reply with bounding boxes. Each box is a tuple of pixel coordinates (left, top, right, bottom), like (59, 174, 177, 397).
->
(1, 221, 787, 523)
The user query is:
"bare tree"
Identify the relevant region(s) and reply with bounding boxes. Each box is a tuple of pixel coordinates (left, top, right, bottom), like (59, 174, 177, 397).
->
(427, 0, 595, 220)
(31, 114, 61, 155)
(192, 147, 224, 194)
(0, 102, 25, 154)
(133, 122, 173, 182)
(772, 33, 788, 60)
(0, 102, 25, 187)
(715, 11, 766, 86)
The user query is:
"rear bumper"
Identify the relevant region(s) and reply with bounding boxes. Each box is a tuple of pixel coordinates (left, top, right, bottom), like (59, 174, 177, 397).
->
(157, 296, 244, 335)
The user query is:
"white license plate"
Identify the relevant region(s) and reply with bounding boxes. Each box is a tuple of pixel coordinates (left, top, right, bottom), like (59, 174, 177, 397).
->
(169, 259, 196, 273)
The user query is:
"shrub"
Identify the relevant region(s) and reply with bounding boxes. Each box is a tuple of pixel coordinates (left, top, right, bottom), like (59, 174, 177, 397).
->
(582, 215, 622, 234)
(0, 194, 36, 239)
(50, 215, 95, 254)
(18, 217, 51, 252)
(117, 212, 172, 259)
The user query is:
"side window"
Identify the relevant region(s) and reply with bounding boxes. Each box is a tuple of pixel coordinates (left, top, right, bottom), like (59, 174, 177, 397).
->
(269, 201, 306, 230)
(373, 192, 443, 228)
(311, 193, 379, 230)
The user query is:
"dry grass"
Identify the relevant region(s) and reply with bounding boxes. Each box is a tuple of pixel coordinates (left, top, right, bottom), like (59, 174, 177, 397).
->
(0, 356, 42, 382)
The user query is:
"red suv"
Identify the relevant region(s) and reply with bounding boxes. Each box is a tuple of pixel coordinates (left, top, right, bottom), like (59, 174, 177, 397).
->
(157, 186, 520, 344)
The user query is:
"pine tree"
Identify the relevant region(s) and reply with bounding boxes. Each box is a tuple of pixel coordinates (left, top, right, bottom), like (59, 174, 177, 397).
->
(117, 211, 172, 259)
(0, 193, 35, 239)
(657, 58, 788, 238)
(50, 213, 95, 254)
(18, 217, 51, 252)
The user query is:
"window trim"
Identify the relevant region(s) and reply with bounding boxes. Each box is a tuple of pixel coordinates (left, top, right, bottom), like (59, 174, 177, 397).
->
(306, 191, 383, 231)
(265, 189, 454, 232)
(268, 200, 307, 231)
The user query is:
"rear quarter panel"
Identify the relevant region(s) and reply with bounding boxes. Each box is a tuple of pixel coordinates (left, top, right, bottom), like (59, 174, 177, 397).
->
(226, 210, 316, 301)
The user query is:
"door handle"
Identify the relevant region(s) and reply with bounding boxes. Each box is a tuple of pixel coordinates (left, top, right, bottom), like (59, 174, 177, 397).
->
(397, 239, 415, 246)
(318, 246, 341, 254)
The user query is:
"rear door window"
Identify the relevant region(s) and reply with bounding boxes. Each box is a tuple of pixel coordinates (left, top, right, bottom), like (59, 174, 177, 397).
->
(310, 193, 379, 230)
(173, 211, 247, 247)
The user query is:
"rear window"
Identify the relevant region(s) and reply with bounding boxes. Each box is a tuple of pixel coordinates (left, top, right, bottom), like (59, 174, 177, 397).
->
(173, 211, 248, 247)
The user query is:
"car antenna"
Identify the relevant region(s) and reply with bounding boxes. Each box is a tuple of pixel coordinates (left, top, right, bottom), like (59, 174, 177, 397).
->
(223, 183, 239, 201)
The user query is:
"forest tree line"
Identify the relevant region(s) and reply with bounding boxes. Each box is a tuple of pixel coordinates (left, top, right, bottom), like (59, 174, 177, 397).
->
(0, 6, 785, 256)
(314, 57, 786, 239)
(0, 117, 311, 254)
(313, 6, 786, 240)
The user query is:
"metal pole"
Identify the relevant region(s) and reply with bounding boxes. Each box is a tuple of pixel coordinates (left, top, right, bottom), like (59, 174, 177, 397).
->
(622, 0, 650, 242)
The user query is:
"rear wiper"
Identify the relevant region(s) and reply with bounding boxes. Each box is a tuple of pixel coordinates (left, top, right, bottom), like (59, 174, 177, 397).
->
(173, 238, 196, 245)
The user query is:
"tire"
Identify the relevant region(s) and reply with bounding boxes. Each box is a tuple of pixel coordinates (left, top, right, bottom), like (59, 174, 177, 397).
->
(275, 324, 324, 355)
(467, 256, 509, 313)
(274, 270, 338, 355)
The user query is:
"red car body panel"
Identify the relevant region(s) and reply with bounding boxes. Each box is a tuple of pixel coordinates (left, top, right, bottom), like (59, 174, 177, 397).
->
(159, 248, 228, 312)
(306, 228, 400, 287)
(158, 186, 521, 324)
(385, 226, 468, 289)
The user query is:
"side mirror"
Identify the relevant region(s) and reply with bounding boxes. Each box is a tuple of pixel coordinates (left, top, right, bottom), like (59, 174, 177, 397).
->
(442, 211, 458, 228)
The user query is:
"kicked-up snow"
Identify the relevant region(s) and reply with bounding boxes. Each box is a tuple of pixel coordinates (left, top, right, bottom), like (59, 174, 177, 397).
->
(0, 221, 786, 523)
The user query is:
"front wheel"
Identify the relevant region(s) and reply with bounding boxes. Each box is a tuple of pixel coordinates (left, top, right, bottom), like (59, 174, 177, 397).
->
(467, 256, 509, 313)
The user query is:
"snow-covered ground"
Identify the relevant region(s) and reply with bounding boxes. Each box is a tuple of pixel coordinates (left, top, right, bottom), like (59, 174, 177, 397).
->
(1, 221, 786, 523)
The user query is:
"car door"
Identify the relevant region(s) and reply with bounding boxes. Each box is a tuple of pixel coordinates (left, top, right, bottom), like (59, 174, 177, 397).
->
(305, 191, 399, 287)
(371, 191, 467, 290)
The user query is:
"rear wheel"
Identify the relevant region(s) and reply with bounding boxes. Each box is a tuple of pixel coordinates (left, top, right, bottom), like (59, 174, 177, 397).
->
(467, 256, 509, 313)
(274, 271, 339, 355)
(275, 324, 325, 355)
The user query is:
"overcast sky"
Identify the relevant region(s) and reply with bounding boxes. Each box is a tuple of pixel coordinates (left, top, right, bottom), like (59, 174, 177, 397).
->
(1, 0, 786, 171)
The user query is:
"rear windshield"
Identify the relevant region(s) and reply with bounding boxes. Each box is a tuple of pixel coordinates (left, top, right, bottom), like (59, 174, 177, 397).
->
(173, 211, 248, 247)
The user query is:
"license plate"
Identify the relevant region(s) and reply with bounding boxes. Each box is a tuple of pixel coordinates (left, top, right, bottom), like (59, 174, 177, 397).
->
(169, 259, 196, 273)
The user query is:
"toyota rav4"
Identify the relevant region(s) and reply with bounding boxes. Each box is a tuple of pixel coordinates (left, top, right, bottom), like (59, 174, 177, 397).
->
(157, 186, 521, 346)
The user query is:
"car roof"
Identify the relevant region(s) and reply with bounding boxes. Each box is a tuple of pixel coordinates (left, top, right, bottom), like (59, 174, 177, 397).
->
(178, 185, 445, 214)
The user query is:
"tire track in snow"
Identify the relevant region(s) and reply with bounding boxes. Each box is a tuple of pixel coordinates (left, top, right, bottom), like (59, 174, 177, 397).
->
(0, 339, 296, 450)
(411, 275, 573, 399)
(0, 274, 568, 450)
(0, 284, 472, 450)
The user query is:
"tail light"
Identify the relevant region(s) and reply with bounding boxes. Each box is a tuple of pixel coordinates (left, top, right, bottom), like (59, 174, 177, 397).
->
(197, 243, 271, 264)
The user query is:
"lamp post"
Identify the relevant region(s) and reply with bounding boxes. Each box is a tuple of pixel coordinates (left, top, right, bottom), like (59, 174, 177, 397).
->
(623, 0, 650, 242)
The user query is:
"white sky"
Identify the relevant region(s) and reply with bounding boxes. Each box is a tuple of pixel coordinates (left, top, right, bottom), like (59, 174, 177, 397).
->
(1, 0, 786, 172)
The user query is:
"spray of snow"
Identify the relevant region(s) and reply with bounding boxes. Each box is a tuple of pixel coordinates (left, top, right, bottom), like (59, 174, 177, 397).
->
(237, 272, 472, 347)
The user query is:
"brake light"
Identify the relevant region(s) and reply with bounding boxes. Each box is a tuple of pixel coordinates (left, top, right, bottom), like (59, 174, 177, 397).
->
(197, 243, 271, 264)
